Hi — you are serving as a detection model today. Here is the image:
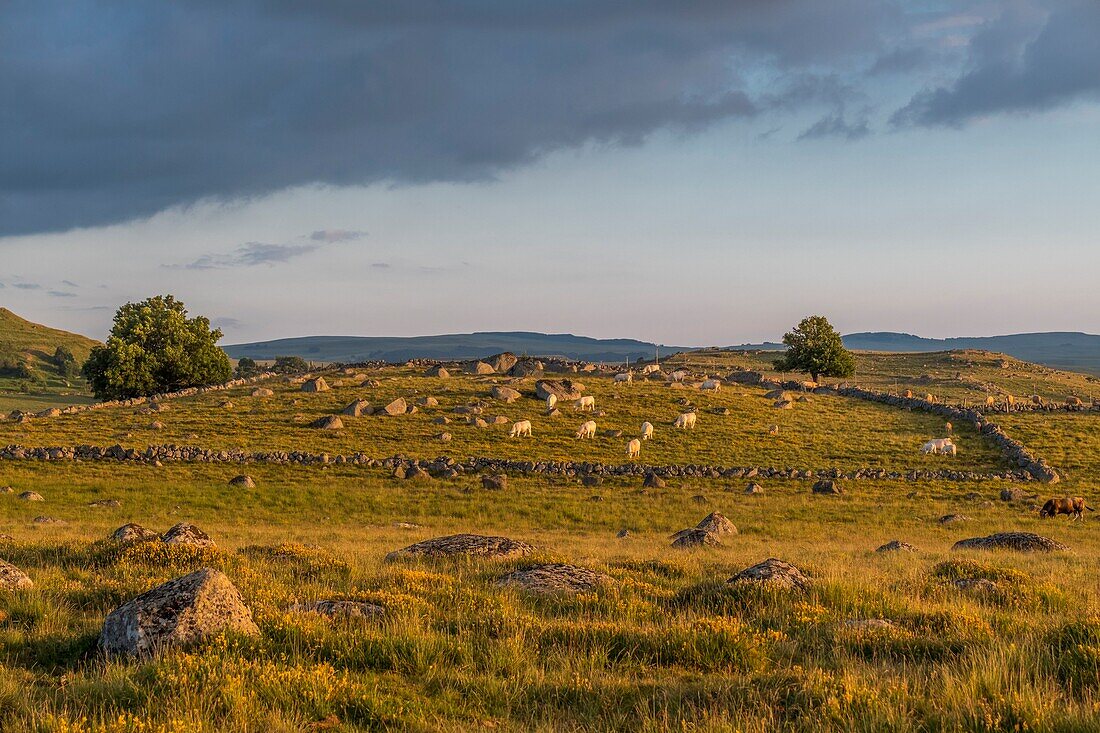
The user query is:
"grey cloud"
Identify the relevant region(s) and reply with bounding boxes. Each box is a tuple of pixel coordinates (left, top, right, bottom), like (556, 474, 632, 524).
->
(370, 262, 392, 269)
(798, 112, 870, 141)
(13, 283, 42, 290)
(62, 280, 79, 287)
(212, 316, 243, 329)
(309, 229, 367, 243)
(893, 1, 1100, 127)
(0, 0, 912, 236)
(48, 290, 77, 297)
(176, 242, 323, 270)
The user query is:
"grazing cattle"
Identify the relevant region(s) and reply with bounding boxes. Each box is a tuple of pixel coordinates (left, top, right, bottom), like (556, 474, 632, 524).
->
(1005, 394, 1016, 411)
(943, 443, 957, 456)
(640, 421, 654, 440)
(1031, 394, 1044, 406)
(626, 438, 641, 459)
(674, 412, 697, 429)
(904, 390, 914, 399)
(1066, 396, 1083, 407)
(1040, 496, 1094, 520)
(546, 394, 557, 411)
(925, 394, 937, 404)
(508, 420, 532, 438)
(985, 395, 996, 409)
(669, 370, 688, 383)
(700, 379, 721, 392)
(614, 373, 633, 384)
(640, 364, 659, 375)
(945, 422, 953, 434)
(574, 396, 596, 411)
(575, 420, 597, 439)
(920, 438, 954, 454)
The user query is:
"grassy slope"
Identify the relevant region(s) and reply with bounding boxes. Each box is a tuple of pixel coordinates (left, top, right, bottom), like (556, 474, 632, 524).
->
(0, 367, 1005, 473)
(0, 308, 99, 412)
(0, 356, 1098, 731)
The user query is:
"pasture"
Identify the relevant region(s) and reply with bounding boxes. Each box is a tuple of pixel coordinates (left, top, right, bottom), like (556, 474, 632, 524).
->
(0, 359, 1098, 731)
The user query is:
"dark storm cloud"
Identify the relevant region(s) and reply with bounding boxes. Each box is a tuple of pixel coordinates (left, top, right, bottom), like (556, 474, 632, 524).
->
(0, 0, 908, 236)
(893, 1, 1100, 127)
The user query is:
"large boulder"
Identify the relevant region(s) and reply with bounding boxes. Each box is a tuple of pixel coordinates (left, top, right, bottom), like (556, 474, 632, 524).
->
(99, 568, 259, 656)
(875, 540, 916, 553)
(162, 522, 216, 548)
(535, 380, 585, 401)
(670, 529, 722, 548)
(812, 480, 843, 495)
(18, 491, 44, 502)
(467, 361, 496, 375)
(424, 365, 450, 378)
(381, 398, 407, 416)
(251, 387, 274, 398)
(385, 533, 534, 562)
(310, 415, 344, 430)
(228, 475, 256, 489)
(487, 352, 518, 374)
(490, 386, 522, 403)
(111, 523, 160, 543)
(952, 532, 1069, 553)
(342, 399, 372, 416)
(0, 559, 32, 590)
(508, 361, 543, 378)
(497, 563, 612, 594)
(300, 377, 330, 393)
(696, 512, 738, 536)
(729, 558, 810, 590)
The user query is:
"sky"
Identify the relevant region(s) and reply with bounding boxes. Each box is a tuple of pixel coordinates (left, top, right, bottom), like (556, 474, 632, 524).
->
(2, 0, 1099, 346)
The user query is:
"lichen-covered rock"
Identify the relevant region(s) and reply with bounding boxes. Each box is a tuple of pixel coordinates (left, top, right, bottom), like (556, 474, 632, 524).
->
(111, 523, 160, 543)
(381, 398, 407, 416)
(875, 540, 916, 553)
(228, 475, 256, 489)
(0, 559, 32, 590)
(535, 380, 585, 401)
(100, 568, 259, 656)
(490, 386, 521, 403)
(342, 399, 372, 417)
(385, 533, 533, 562)
(952, 532, 1069, 553)
(812, 480, 842, 495)
(300, 377, 330, 393)
(497, 563, 612, 594)
(670, 528, 722, 548)
(290, 600, 385, 620)
(729, 558, 810, 591)
(310, 415, 344, 430)
(162, 522, 216, 548)
(695, 511, 737, 536)
(17, 491, 44, 502)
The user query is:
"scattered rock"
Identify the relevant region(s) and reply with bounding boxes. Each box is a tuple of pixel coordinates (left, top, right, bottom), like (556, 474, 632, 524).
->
(642, 473, 666, 489)
(487, 353, 519, 373)
(492, 415, 510, 425)
(150, 421, 165, 430)
(162, 522, 216, 548)
(939, 514, 968, 524)
(875, 540, 916, 553)
(385, 533, 534, 561)
(535, 380, 585, 401)
(424, 365, 450, 378)
(616, 529, 632, 539)
(481, 474, 507, 491)
(812, 480, 843, 495)
(436, 432, 453, 441)
(952, 532, 1069, 553)
(17, 491, 44, 502)
(88, 498, 122, 508)
(290, 600, 385, 620)
(433, 416, 451, 425)
(468, 361, 496, 375)
(228, 475, 256, 489)
(251, 388, 274, 398)
(729, 558, 810, 591)
(310, 415, 344, 430)
(695, 511, 737, 535)
(342, 399, 372, 417)
(744, 482, 764, 495)
(111, 523, 159, 543)
(1000, 488, 1030, 502)
(0, 486, 13, 494)
(417, 397, 439, 407)
(301, 377, 330, 393)
(33, 516, 65, 525)
(497, 563, 612, 594)
(0, 559, 33, 590)
(670, 529, 722, 548)
(490, 386, 521, 403)
(405, 467, 432, 481)
(381, 398, 407, 416)
(100, 568, 259, 656)
(582, 475, 602, 487)
(691, 494, 708, 504)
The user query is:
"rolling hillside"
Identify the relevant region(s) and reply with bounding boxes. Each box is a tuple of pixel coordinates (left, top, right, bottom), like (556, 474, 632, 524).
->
(0, 307, 99, 411)
(224, 331, 691, 364)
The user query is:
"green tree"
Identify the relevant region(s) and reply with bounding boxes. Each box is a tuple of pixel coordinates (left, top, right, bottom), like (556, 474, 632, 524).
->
(272, 355, 308, 374)
(234, 357, 260, 378)
(53, 345, 80, 379)
(773, 315, 855, 383)
(82, 295, 232, 400)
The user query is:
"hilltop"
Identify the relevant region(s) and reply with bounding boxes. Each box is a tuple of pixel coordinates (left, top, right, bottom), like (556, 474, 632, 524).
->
(0, 307, 99, 412)
(224, 331, 690, 364)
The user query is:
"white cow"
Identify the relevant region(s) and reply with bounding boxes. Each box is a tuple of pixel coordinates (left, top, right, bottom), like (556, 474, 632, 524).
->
(943, 443, 958, 456)
(574, 396, 596, 411)
(674, 412, 697, 429)
(575, 420, 597, 439)
(546, 394, 557, 411)
(614, 373, 633, 384)
(920, 437, 953, 454)
(640, 421, 654, 440)
(509, 420, 532, 438)
(701, 379, 721, 392)
(669, 370, 688, 383)
(627, 438, 641, 459)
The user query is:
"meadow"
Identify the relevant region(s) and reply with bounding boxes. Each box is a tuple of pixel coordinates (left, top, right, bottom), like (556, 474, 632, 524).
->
(0, 357, 1097, 732)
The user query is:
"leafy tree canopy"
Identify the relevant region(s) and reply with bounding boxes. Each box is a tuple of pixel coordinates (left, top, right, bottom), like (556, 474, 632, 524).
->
(773, 315, 855, 382)
(272, 355, 309, 374)
(82, 295, 232, 400)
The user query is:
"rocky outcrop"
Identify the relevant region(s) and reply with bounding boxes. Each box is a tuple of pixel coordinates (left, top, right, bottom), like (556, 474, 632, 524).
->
(100, 568, 259, 656)
(0, 559, 32, 590)
(497, 563, 611, 594)
(385, 533, 534, 561)
(162, 522, 215, 548)
(111, 523, 159, 543)
(535, 380, 585, 401)
(729, 558, 810, 590)
(952, 532, 1069, 552)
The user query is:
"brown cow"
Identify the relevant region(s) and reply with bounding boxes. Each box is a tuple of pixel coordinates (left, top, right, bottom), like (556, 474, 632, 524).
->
(1039, 497, 1094, 520)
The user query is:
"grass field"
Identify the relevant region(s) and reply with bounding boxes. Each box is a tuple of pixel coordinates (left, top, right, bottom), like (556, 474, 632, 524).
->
(0, 358, 1098, 731)
(0, 368, 1005, 474)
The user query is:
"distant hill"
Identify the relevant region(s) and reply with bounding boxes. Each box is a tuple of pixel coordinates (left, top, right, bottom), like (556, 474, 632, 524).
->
(728, 331, 1100, 375)
(0, 307, 100, 411)
(224, 331, 690, 364)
